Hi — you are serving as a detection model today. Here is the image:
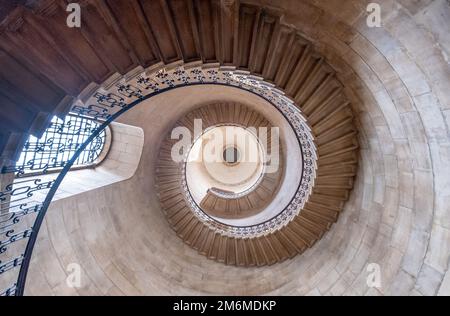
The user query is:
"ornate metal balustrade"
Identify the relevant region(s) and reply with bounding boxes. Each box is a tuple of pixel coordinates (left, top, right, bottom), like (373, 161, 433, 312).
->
(0, 63, 317, 296)
(1, 115, 106, 177)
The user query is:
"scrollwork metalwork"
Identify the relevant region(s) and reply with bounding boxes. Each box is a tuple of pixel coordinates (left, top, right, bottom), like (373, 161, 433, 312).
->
(0, 229, 33, 254)
(116, 83, 144, 99)
(1, 115, 106, 177)
(0, 255, 24, 274)
(0, 179, 54, 204)
(0, 203, 42, 234)
(0, 63, 319, 296)
(0, 284, 17, 296)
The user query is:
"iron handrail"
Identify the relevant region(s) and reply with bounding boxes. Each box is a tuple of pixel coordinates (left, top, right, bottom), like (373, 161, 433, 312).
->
(0, 64, 317, 295)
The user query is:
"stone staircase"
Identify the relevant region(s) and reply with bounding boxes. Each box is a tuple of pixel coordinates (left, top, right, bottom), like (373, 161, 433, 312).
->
(147, 63, 357, 266)
(157, 102, 283, 221)
(171, 103, 285, 220)
(0, 0, 358, 267)
(199, 171, 280, 219)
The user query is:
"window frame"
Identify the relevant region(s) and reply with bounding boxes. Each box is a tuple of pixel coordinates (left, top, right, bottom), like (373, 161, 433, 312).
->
(11, 114, 112, 178)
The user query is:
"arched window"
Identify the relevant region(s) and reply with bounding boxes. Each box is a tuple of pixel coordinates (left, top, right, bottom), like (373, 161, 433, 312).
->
(4, 115, 108, 177)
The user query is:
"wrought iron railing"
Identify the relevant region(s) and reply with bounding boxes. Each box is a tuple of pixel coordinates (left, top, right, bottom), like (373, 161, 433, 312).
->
(2, 115, 106, 177)
(0, 63, 317, 296)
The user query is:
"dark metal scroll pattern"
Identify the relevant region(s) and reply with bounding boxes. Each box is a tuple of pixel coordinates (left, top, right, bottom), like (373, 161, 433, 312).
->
(0, 179, 54, 204)
(0, 229, 33, 254)
(0, 115, 106, 296)
(0, 179, 54, 296)
(0, 64, 317, 296)
(0, 204, 42, 237)
(0, 284, 17, 296)
(72, 91, 127, 121)
(1, 115, 106, 177)
(0, 178, 51, 295)
(66, 65, 317, 237)
(0, 256, 24, 274)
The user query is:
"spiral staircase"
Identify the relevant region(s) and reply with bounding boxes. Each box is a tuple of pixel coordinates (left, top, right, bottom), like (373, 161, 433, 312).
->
(0, 0, 449, 296)
(159, 103, 284, 220)
(154, 87, 356, 265)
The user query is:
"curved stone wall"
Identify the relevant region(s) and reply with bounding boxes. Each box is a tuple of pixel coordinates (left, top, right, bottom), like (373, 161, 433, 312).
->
(262, 0, 450, 296)
(23, 0, 450, 295)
